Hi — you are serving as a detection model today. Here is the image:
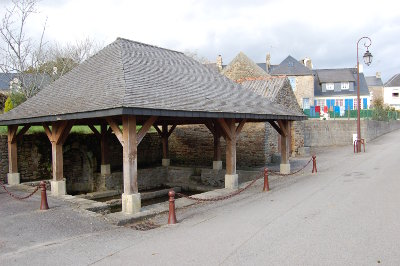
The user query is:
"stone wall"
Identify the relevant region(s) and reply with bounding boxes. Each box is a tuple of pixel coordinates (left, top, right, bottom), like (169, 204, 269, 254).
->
(304, 119, 400, 147)
(169, 123, 271, 168)
(0, 132, 162, 192)
(294, 75, 314, 108)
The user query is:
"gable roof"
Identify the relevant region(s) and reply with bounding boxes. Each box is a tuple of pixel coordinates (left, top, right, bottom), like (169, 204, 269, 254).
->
(366, 76, 383, 87)
(239, 76, 303, 115)
(313, 68, 369, 97)
(270, 55, 312, 76)
(0, 38, 305, 125)
(221, 52, 269, 81)
(384, 74, 400, 87)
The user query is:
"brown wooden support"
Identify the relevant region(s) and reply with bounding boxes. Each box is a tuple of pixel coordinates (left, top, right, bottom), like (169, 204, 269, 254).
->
(100, 124, 110, 165)
(217, 119, 246, 175)
(154, 123, 176, 160)
(7, 125, 18, 173)
(43, 121, 73, 181)
(205, 121, 222, 161)
(107, 116, 158, 195)
(277, 120, 289, 165)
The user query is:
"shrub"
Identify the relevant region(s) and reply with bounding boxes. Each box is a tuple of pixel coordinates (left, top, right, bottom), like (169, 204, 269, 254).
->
(4, 97, 13, 112)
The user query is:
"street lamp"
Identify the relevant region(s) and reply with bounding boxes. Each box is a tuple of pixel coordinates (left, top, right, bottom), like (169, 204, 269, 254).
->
(356, 36, 373, 153)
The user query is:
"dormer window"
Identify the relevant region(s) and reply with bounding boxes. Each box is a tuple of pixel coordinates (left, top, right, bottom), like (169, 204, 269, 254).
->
(326, 83, 334, 90)
(341, 82, 349, 90)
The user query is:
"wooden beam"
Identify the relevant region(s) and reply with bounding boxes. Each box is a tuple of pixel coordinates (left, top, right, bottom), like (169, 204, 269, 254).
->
(167, 124, 177, 138)
(7, 126, 18, 173)
(7, 125, 18, 144)
(101, 123, 110, 165)
(225, 119, 236, 175)
(42, 124, 53, 141)
(106, 117, 124, 146)
(217, 118, 233, 140)
(57, 121, 74, 145)
(204, 121, 215, 135)
(137, 116, 157, 145)
(277, 120, 288, 137)
(16, 125, 30, 142)
(268, 121, 284, 136)
(122, 115, 138, 194)
(88, 124, 101, 138)
(153, 124, 162, 136)
(235, 119, 246, 137)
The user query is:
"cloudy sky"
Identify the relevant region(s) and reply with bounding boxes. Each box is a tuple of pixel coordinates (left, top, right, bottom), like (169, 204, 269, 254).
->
(2, 0, 399, 82)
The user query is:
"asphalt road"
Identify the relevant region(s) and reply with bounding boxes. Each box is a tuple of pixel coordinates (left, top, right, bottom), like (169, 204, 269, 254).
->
(1, 129, 400, 265)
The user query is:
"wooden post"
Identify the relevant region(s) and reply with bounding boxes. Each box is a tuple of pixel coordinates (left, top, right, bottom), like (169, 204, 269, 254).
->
(277, 120, 290, 174)
(122, 115, 138, 195)
(213, 128, 221, 161)
(162, 123, 168, 159)
(225, 119, 236, 175)
(43, 121, 73, 195)
(7, 125, 18, 174)
(107, 115, 157, 214)
(218, 118, 246, 189)
(100, 124, 110, 165)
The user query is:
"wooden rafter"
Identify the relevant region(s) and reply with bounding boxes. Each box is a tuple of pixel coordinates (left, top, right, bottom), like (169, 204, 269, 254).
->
(106, 117, 124, 145)
(88, 124, 101, 138)
(167, 124, 177, 138)
(235, 119, 246, 137)
(137, 116, 157, 145)
(268, 121, 284, 136)
(217, 118, 233, 140)
(277, 120, 288, 137)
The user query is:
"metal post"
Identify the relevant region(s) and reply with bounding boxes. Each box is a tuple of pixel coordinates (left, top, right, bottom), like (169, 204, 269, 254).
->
(40, 181, 49, 210)
(263, 168, 270, 192)
(312, 155, 317, 173)
(168, 190, 177, 224)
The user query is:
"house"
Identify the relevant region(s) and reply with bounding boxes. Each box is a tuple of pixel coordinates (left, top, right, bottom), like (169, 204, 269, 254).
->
(313, 68, 370, 113)
(269, 55, 314, 110)
(0, 72, 51, 95)
(384, 74, 400, 110)
(366, 72, 384, 102)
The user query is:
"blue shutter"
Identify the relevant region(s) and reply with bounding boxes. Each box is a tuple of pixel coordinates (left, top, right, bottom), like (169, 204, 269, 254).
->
(363, 98, 367, 109)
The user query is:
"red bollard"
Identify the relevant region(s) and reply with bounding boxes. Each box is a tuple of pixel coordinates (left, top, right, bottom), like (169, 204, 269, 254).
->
(168, 189, 177, 224)
(40, 181, 49, 210)
(312, 155, 317, 173)
(263, 168, 270, 192)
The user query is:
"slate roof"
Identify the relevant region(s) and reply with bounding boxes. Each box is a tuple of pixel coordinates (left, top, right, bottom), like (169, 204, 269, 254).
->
(221, 52, 270, 81)
(270, 55, 312, 76)
(256, 63, 278, 74)
(239, 76, 303, 116)
(0, 38, 305, 125)
(384, 74, 400, 87)
(365, 76, 383, 87)
(313, 68, 370, 97)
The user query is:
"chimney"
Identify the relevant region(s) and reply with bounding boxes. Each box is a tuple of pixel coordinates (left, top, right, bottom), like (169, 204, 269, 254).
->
(301, 57, 313, 69)
(376, 72, 381, 79)
(266, 53, 271, 73)
(216, 55, 223, 71)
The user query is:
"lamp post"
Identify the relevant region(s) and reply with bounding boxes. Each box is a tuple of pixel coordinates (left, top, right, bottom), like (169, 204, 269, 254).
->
(356, 37, 373, 153)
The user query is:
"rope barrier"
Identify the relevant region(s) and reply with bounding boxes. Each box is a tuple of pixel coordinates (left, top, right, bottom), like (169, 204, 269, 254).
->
(0, 180, 40, 200)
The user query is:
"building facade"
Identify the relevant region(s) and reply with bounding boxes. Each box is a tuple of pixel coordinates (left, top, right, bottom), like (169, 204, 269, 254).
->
(384, 74, 400, 110)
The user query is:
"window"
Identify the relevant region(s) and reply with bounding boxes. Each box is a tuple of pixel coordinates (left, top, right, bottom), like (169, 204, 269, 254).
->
(288, 77, 296, 91)
(393, 92, 399, 98)
(326, 83, 334, 90)
(341, 82, 349, 90)
(303, 98, 310, 109)
(335, 99, 343, 106)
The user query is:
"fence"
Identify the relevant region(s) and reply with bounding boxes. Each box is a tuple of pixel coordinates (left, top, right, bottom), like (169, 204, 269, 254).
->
(304, 108, 399, 120)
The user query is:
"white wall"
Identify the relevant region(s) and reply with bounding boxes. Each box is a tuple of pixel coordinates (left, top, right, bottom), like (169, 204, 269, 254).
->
(384, 87, 400, 110)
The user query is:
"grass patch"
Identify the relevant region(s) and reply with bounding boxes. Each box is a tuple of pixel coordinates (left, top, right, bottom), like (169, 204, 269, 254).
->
(0, 125, 156, 135)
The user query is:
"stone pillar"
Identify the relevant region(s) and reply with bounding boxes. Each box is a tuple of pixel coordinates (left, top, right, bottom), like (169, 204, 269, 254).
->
(122, 115, 141, 214)
(225, 119, 238, 189)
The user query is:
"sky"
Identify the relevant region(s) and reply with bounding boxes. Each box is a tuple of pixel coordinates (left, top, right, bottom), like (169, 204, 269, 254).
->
(1, 0, 399, 82)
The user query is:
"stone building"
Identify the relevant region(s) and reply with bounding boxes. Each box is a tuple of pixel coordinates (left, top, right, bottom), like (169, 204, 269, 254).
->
(366, 72, 384, 102)
(270, 55, 314, 110)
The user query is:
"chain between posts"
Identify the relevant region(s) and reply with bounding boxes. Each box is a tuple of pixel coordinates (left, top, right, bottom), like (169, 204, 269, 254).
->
(268, 158, 313, 176)
(0, 180, 40, 200)
(176, 156, 316, 203)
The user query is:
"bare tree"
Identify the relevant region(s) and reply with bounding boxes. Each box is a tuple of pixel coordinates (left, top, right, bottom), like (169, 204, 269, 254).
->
(0, 0, 48, 98)
(184, 50, 210, 64)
